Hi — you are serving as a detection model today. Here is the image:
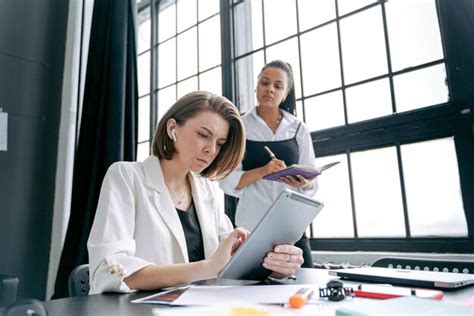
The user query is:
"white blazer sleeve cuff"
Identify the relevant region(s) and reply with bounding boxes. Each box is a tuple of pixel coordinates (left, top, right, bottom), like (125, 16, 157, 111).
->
(88, 239, 153, 294)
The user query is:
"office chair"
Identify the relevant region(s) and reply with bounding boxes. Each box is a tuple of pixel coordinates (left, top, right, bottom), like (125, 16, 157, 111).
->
(68, 264, 90, 297)
(0, 274, 19, 309)
(4, 299, 47, 316)
(371, 257, 474, 274)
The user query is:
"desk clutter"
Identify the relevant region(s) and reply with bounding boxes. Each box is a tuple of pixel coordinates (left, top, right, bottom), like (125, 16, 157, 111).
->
(42, 268, 474, 315)
(335, 296, 474, 316)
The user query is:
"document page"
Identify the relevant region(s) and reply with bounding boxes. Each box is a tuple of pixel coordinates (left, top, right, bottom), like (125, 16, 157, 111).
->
(172, 284, 312, 306)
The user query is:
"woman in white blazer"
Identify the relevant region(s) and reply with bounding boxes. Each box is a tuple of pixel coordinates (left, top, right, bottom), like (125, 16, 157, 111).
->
(87, 91, 304, 293)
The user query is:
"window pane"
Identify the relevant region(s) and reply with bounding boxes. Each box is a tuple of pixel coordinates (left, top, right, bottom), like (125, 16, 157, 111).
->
(159, 1, 176, 43)
(137, 7, 150, 53)
(338, 0, 377, 16)
(158, 85, 177, 121)
(351, 147, 405, 237)
(234, 0, 264, 57)
(177, 76, 198, 99)
(298, 0, 336, 32)
(198, 0, 219, 21)
(266, 38, 302, 99)
(235, 52, 264, 113)
(137, 142, 150, 162)
(177, 27, 197, 80)
(346, 78, 392, 123)
(386, 0, 444, 72)
(177, 0, 197, 33)
(158, 38, 176, 88)
(304, 90, 345, 132)
(198, 15, 221, 71)
(138, 96, 150, 142)
(263, 0, 297, 45)
(199, 67, 222, 95)
(401, 138, 467, 237)
(312, 154, 354, 238)
(296, 100, 303, 121)
(137, 52, 150, 97)
(340, 6, 388, 84)
(300, 23, 341, 96)
(394, 64, 449, 113)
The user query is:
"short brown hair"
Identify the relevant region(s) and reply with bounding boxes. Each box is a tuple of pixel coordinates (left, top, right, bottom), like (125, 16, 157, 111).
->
(152, 91, 245, 180)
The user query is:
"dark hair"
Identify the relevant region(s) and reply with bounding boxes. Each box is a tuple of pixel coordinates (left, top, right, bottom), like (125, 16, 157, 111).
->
(258, 60, 297, 115)
(152, 91, 246, 180)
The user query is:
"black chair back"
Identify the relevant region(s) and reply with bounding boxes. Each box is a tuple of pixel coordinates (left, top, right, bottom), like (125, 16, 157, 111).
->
(68, 264, 90, 297)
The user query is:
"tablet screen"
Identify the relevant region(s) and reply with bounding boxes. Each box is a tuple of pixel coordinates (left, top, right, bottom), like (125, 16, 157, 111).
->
(218, 189, 324, 280)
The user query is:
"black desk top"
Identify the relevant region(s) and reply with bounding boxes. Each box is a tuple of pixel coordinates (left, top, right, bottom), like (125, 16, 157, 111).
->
(43, 268, 474, 316)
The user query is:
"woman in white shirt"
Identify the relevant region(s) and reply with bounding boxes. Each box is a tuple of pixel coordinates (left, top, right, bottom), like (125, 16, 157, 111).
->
(87, 91, 304, 293)
(220, 61, 318, 268)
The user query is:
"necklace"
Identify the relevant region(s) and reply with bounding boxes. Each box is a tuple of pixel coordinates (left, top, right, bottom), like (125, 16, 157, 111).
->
(168, 181, 189, 206)
(257, 107, 283, 132)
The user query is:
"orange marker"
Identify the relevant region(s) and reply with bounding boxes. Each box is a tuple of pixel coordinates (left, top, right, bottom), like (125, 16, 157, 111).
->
(289, 287, 314, 308)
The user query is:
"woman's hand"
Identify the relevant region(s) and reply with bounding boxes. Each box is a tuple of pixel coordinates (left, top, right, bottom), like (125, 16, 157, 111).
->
(209, 227, 249, 276)
(261, 159, 287, 177)
(279, 174, 313, 189)
(263, 244, 304, 278)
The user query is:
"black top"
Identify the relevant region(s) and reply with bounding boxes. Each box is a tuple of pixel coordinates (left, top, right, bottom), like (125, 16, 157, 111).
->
(242, 122, 302, 171)
(176, 202, 205, 262)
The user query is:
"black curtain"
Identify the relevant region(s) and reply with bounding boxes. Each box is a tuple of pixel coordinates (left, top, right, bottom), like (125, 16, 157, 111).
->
(52, 0, 138, 299)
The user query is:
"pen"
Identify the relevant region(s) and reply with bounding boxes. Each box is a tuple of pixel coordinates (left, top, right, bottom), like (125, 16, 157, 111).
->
(263, 146, 276, 159)
(354, 284, 444, 300)
(289, 287, 314, 308)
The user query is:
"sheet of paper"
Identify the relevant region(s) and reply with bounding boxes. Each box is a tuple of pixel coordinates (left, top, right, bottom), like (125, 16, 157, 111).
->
(172, 284, 315, 306)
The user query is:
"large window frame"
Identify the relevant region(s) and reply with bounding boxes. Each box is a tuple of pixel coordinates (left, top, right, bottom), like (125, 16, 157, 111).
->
(139, 0, 474, 253)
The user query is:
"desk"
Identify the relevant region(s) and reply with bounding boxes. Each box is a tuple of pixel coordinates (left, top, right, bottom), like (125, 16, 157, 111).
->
(43, 269, 474, 316)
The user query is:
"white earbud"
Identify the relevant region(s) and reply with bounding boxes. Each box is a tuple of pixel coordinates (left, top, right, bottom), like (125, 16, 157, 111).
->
(171, 129, 177, 142)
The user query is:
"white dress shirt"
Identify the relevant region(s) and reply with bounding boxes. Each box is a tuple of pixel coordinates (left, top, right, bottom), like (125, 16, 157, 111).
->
(219, 107, 319, 231)
(87, 156, 233, 294)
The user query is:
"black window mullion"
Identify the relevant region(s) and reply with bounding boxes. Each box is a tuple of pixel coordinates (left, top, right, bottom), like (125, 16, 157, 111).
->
(150, 0, 158, 141)
(347, 150, 358, 238)
(334, 0, 349, 126)
(294, 0, 305, 121)
(220, 0, 235, 102)
(196, 0, 200, 90)
(396, 143, 411, 238)
(437, 0, 474, 240)
(174, 1, 178, 100)
(261, 0, 266, 63)
(379, 0, 397, 114)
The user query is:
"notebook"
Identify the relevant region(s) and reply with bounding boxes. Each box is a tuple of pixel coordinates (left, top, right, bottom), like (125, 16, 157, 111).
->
(336, 296, 474, 316)
(218, 189, 324, 280)
(329, 267, 474, 289)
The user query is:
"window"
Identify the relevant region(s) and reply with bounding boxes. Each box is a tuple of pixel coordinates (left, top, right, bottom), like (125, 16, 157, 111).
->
(138, 0, 474, 253)
(137, 0, 224, 205)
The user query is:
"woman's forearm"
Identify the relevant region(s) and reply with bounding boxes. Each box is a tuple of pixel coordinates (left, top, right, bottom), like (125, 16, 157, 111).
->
(124, 260, 217, 291)
(235, 167, 266, 190)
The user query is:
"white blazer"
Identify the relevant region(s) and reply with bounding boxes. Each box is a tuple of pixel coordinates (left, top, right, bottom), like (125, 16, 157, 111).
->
(87, 156, 233, 294)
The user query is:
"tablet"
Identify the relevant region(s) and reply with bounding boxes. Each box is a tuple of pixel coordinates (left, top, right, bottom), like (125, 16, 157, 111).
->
(218, 189, 324, 280)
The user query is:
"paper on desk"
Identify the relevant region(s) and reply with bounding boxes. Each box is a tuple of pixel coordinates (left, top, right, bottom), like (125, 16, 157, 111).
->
(151, 304, 345, 316)
(172, 284, 315, 306)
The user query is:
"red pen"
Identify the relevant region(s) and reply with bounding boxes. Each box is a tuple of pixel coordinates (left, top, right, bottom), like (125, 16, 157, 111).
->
(354, 284, 444, 300)
(289, 287, 314, 308)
